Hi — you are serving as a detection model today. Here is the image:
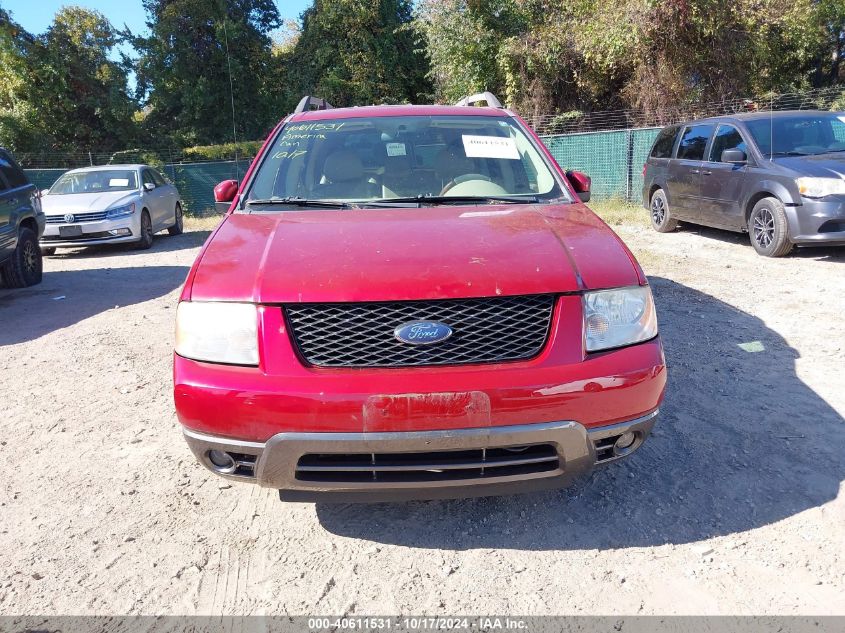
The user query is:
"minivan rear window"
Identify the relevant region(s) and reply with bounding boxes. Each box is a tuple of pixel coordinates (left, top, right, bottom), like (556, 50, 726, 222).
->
(650, 125, 680, 159)
(677, 124, 714, 160)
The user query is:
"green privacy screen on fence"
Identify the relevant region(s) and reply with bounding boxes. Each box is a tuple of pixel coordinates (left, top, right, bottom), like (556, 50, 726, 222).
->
(24, 128, 662, 213)
(25, 160, 253, 216)
(541, 127, 661, 201)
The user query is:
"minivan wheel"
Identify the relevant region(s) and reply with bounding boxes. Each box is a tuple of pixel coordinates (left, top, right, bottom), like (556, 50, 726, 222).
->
(650, 189, 678, 233)
(2, 227, 43, 288)
(748, 197, 793, 257)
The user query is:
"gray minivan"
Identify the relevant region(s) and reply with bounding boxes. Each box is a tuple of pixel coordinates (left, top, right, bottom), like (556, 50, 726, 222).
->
(642, 110, 845, 257)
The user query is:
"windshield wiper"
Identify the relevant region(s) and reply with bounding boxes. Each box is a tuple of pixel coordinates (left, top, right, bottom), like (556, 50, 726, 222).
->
(771, 151, 809, 157)
(245, 197, 351, 209)
(363, 194, 539, 207)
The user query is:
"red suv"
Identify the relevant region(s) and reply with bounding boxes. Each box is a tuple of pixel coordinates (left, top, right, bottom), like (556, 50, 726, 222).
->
(174, 93, 666, 501)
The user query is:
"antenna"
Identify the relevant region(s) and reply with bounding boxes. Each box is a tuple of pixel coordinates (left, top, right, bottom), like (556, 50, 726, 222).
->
(222, 19, 240, 178)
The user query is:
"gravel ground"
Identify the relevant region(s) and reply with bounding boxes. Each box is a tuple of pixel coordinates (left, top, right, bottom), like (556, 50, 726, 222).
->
(1, 218, 843, 615)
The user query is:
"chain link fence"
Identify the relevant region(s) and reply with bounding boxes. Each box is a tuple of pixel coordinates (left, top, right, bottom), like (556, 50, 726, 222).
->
(19, 86, 845, 210)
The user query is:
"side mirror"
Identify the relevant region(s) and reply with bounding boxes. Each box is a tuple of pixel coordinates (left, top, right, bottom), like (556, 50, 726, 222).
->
(40, 189, 50, 196)
(143, 182, 156, 191)
(214, 179, 239, 203)
(721, 149, 747, 164)
(567, 170, 591, 203)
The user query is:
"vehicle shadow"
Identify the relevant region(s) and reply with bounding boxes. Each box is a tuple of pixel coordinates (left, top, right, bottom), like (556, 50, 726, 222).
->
(679, 223, 845, 262)
(46, 229, 212, 260)
(0, 264, 188, 345)
(315, 276, 844, 550)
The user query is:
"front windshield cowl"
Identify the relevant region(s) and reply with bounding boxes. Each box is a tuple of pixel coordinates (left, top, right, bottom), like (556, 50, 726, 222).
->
(243, 114, 570, 212)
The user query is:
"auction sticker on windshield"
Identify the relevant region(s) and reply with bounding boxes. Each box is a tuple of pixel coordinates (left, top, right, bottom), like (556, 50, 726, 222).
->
(462, 135, 520, 160)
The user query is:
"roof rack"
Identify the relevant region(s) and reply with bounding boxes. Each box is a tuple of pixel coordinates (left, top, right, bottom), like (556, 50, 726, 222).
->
(454, 92, 503, 108)
(294, 95, 334, 114)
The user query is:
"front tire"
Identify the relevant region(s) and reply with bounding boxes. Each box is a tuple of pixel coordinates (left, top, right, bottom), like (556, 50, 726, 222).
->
(135, 210, 154, 250)
(650, 189, 678, 233)
(748, 197, 793, 257)
(2, 227, 43, 288)
(168, 203, 183, 236)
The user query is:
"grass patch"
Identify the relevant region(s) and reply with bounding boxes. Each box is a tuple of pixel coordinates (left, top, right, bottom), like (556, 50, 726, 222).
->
(184, 214, 224, 232)
(589, 199, 649, 228)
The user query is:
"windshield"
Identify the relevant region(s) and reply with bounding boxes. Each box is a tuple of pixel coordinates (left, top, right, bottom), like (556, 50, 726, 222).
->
(49, 169, 139, 195)
(246, 115, 567, 207)
(746, 113, 845, 157)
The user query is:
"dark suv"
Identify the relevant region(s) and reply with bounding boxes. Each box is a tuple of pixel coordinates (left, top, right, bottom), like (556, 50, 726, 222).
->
(643, 110, 845, 257)
(0, 148, 44, 287)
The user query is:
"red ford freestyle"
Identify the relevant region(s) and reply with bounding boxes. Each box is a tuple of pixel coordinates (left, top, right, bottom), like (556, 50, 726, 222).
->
(174, 93, 666, 502)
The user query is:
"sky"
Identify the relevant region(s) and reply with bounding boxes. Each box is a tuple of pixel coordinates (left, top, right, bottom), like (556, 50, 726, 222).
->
(3, 0, 313, 38)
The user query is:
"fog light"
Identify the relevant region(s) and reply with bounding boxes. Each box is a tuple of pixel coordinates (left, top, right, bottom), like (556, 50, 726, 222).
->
(107, 228, 132, 236)
(615, 431, 636, 450)
(207, 450, 236, 473)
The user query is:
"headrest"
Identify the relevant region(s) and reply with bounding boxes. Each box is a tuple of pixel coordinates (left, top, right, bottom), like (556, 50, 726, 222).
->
(323, 151, 364, 182)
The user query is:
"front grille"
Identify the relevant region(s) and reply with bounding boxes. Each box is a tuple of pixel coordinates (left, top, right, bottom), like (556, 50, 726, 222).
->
(42, 231, 115, 242)
(295, 444, 560, 483)
(46, 211, 108, 224)
(285, 294, 555, 368)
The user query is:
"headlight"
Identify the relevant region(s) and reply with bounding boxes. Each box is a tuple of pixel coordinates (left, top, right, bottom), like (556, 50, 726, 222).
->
(795, 177, 845, 198)
(584, 286, 658, 352)
(106, 202, 136, 218)
(175, 302, 259, 365)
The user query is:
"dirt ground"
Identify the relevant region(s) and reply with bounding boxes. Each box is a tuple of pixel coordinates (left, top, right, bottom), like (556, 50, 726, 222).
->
(1, 215, 843, 615)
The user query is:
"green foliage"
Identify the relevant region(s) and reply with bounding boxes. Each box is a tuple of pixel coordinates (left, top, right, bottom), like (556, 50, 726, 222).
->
(134, 0, 281, 146)
(281, 0, 431, 110)
(416, 0, 845, 120)
(0, 6, 135, 152)
(182, 140, 263, 160)
(29, 7, 138, 150)
(107, 148, 166, 167)
(0, 8, 41, 152)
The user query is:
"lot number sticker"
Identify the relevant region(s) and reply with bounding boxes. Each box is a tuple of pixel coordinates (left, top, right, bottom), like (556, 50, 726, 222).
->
(462, 135, 520, 160)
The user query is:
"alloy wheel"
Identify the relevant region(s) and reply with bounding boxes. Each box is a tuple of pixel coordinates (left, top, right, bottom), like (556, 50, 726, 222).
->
(23, 241, 38, 274)
(651, 196, 666, 225)
(753, 208, 775, 248)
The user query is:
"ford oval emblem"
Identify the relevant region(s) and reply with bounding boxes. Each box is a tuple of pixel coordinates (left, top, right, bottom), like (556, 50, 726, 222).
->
(394, 321, 453, 346)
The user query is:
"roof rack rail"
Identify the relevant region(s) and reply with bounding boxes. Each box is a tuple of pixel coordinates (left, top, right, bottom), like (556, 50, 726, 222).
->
(294, 95, 334, 114)
(454, 92, 503, 108)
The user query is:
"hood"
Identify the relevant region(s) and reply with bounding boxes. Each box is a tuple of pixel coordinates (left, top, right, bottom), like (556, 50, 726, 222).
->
(188, 203, 641, 304)
(42, 191, 137, 215)
(772, 154, 845, 178)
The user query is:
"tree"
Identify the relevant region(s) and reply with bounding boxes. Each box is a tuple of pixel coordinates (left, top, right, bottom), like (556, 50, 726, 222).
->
(282, 0, 431, 109)
(416, 0, 841, 122)
(0, 8, 41, 152)
(28, 7, 137, 151)
(135, 0, 281, 146)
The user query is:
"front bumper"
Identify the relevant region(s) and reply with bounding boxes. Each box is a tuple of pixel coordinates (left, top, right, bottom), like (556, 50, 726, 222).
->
(182, 410, 657, 502)
(40, 216, 138, 247)
(788, 198, 845, 245)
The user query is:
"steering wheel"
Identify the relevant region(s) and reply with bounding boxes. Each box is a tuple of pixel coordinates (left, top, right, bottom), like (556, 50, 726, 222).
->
(439, 173, 493, 196)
